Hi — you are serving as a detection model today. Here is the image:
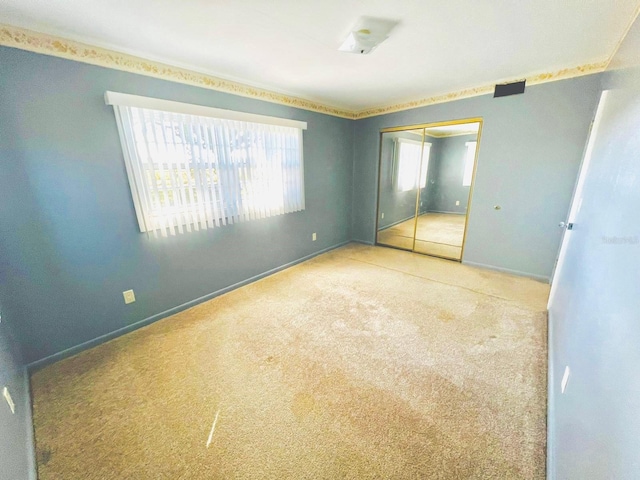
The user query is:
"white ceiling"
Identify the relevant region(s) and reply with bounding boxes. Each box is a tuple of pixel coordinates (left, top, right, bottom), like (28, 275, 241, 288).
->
(1, 0, 639, 112)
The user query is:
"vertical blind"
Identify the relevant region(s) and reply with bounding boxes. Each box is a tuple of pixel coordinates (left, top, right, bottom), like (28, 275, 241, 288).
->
(106, 92, 306, 236)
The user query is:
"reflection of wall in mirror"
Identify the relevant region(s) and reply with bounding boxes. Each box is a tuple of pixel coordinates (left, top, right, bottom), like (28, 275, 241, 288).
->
(378, 130, 424, 229)
(420, 133, 477, 215)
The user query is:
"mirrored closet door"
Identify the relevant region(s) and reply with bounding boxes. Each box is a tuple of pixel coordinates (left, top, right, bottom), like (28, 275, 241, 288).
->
(375, 119, 482, 261)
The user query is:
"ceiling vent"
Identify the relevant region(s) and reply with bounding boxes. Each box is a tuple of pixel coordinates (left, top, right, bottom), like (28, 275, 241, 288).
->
(338, 17, 398, 55)
(494, 80, 526, 98)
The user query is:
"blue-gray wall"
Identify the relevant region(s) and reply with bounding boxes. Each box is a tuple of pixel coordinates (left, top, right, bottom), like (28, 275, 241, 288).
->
(0, 314, 35, 480)
(0, 312, 36, 479)
(0, 46, 354, 365)
(422, 134, 476, 214)
(547, 66, 640, 479)
(352, 76, 602, 280)
(420, 136, 441, 214)
(0, 63, 38, 479)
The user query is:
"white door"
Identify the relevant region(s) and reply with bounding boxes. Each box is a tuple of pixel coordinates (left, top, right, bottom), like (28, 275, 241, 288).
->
(547, 90, 608, 307)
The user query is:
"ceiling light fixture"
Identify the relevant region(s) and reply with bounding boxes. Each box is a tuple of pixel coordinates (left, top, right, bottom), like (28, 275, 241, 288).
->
(338, 17, 398, 55)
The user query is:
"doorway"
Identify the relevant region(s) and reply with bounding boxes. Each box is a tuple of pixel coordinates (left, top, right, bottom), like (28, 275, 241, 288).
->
(375, 118, 482, 261)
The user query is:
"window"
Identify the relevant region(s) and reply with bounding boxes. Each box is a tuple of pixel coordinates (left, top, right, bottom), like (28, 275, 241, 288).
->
(106, 91, 307, 236)
(463, 141, 477, 187)
(395, 138, 431, 192)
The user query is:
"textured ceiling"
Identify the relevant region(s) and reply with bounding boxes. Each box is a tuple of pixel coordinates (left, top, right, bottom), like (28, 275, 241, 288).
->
(1, 0, 639, 112)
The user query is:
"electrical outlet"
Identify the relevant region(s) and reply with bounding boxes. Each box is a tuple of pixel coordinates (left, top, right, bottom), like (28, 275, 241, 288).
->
(456, 200, 460, 206)
(123, 289, 136, 304)
(312, 233, 317, 241)
(3, 387, 15, 414)
(561, 366, 570, 393)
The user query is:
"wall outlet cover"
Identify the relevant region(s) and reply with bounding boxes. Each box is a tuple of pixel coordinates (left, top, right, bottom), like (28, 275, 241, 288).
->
(123, 289, 136, 304)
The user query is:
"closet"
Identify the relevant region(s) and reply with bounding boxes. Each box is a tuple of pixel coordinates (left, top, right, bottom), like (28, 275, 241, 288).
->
(375, 119, 482, 261)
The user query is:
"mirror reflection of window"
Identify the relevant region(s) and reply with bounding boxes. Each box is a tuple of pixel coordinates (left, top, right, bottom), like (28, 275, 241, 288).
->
(462, 141, 477, 187)
(395, 139, 431, 192)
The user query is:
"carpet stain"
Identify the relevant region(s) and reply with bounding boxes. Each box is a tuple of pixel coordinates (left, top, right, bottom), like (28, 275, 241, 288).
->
(437, 309, 456, 322)
(37, 447, 52, 466)
(291, 392, 316, 419)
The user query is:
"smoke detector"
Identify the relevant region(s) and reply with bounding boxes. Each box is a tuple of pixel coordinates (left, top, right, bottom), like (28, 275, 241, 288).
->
(338, 17, 398, 54)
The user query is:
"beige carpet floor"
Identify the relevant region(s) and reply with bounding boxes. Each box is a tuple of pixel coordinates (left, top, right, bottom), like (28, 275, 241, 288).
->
(377, 213, 466, 259)
(31, 243, 548, 479)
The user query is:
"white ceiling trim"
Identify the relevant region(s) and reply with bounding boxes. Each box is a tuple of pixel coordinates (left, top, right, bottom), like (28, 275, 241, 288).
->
(0, 23, 618, 120)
